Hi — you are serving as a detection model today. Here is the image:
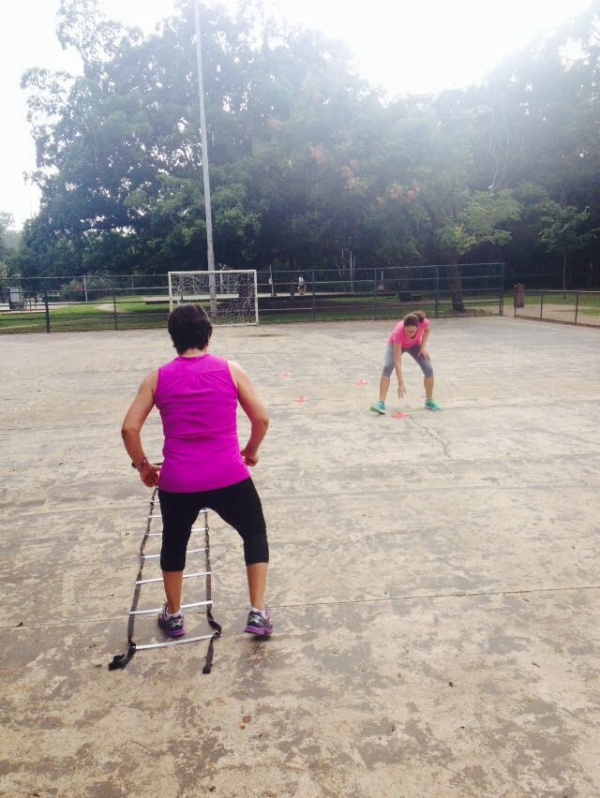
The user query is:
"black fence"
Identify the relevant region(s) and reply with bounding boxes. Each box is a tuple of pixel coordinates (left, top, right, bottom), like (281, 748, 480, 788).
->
(0, 263, 505, 334)
(259, 263, 505, 324)
(513, 289, 600, 328)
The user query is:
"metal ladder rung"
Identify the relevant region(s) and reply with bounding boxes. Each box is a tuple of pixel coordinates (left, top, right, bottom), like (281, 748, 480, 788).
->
(136, 571, 210, 585)
(142, 547, 208, 560)
(130, 599, 212, 616)
(147, 514, 207, 528)
(135, 633, 216, 651)
(145, 526, 208, 538)
(146, 529, 205, 537)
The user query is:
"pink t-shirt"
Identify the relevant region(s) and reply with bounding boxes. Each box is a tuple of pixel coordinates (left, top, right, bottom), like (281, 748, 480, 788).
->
(155, 354, 250, 493)
(388, 318, 430, 349)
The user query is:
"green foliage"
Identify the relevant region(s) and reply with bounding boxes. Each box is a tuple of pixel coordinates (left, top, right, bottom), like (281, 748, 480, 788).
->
(0, 212, 17, 276)
(538, 202, 598, 257)
(437, 190, 521, 259)
(58, 272, 114, 300)
(538, 201, 599, 289)
(10, 0, 600, 292)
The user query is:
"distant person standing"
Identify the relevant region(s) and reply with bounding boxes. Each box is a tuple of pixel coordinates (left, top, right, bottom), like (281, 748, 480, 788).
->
(370, 310, 442, 414)
(298, 275, 306, 296)
(121, 304, 273, 638)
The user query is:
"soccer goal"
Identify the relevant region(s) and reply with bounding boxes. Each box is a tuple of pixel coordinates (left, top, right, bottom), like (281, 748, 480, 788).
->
(168, 270, 258, 326)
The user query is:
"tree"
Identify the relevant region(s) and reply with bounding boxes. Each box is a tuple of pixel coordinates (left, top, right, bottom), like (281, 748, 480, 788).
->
(0, 212, 18, 279)
(14, 0, 600, 291)
(436, 190, 521, 310)
(21, 0, 381, 277)
(538, 202, 599, 291)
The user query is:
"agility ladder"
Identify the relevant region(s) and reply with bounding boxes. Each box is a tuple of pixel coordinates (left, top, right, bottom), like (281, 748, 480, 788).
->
(109, 488, 221, 673)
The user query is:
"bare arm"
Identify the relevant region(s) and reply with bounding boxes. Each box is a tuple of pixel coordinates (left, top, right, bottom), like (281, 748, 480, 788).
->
(229, 361, 269, 466)
(121, 370, 160, 487)
(419, 327, 431, 359)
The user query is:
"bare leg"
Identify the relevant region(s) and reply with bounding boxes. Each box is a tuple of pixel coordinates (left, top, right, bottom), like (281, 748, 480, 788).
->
(424, 376, 434, 401)
(379, 375, 391, 403)
(162, 571, 184, 614)
(247, 562, 268, 610)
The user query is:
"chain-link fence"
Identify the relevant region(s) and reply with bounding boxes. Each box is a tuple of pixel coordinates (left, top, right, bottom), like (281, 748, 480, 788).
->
(0, 274, 171, 334)
(513, 288, 600, 327)
(0, 264, 506, 334)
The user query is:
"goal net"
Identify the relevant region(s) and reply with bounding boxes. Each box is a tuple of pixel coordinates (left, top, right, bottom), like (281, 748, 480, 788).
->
(168, 270, 258, 326)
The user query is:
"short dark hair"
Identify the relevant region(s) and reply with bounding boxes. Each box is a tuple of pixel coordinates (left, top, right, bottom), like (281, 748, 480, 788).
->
(167, 304, 213, 354)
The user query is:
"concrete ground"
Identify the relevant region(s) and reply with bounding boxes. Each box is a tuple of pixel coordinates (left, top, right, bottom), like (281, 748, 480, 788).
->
(1, 316, 599, 798)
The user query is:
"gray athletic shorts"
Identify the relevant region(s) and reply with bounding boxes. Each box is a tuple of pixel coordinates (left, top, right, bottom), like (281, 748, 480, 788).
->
(381, 343, 434, 379)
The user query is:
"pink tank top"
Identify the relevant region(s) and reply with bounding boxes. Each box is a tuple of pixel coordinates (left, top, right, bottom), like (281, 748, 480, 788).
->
(388, 318, 430, 349)
(155, 354, 250, 492)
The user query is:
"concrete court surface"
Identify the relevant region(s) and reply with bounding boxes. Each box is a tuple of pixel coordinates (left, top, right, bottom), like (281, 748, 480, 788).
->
(0, 315, 599, 798)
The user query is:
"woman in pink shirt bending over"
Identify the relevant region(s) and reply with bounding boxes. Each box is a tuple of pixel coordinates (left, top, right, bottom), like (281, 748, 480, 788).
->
(121, 304, 273, 639)
(370, 310, 442, 415)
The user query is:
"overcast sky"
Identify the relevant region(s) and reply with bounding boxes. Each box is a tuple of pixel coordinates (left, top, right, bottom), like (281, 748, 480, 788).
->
(0, 0, 592, 228)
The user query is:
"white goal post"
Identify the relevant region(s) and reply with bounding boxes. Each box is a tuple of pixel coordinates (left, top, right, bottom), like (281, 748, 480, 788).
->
(168, 269, 258, 326)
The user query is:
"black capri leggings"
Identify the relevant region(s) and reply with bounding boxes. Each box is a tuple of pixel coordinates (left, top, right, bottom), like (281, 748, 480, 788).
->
(158, 477, 268, 571)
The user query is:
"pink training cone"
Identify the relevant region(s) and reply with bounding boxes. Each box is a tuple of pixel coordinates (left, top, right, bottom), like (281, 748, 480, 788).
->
(391, 412, 408, 419)
(295, 396, 309, 403)
(355, 380, 368, 387)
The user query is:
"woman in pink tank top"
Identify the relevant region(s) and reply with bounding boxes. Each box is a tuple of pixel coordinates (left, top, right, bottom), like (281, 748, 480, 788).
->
(121, 304, 273, 639)
(370, 310, 442, 415)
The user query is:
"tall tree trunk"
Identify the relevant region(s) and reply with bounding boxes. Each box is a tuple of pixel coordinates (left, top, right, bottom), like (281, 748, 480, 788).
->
(447, 254, 465, 312)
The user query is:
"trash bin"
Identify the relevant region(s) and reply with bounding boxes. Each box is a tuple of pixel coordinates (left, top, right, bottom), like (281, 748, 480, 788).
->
(513, 283, 525, 308)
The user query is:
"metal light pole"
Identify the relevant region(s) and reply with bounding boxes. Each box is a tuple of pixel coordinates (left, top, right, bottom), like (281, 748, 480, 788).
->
(194, 1, 217, 315)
